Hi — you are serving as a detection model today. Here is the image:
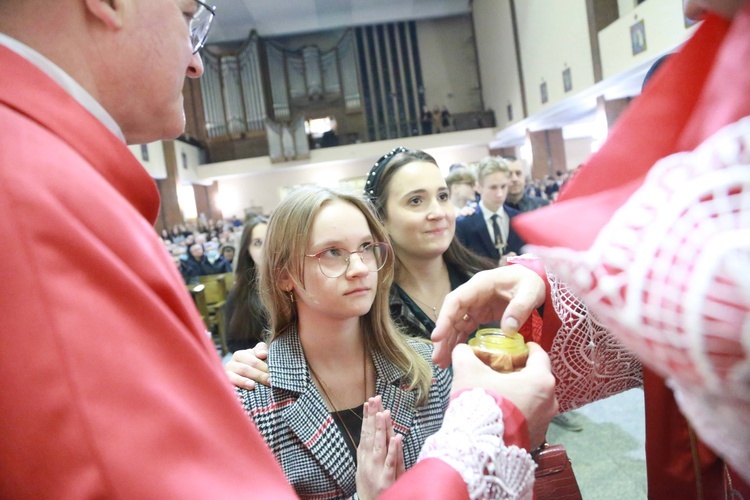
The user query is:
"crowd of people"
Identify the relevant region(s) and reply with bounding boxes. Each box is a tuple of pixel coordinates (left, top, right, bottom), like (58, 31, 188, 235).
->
(159, 218, 239, 283)
(157, 216, 259, 288)
(2, 0, 748, 498)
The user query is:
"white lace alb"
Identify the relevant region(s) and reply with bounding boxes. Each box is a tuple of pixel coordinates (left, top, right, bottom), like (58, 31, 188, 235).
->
(547, 270, 643, 413)
(528, 117, 750, 482)
(417, 389, 535, 499)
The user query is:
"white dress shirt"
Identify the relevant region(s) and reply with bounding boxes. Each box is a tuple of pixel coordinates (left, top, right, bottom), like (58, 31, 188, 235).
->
(480, 200, 509, 249)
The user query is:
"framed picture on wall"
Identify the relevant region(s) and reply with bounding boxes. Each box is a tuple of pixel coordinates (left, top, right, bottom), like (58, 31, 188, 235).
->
(631, 19, 647, 55)
(562, 68, 572, 93)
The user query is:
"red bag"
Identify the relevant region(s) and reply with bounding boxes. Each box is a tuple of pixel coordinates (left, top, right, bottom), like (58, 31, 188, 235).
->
(533, 443, 582, 500)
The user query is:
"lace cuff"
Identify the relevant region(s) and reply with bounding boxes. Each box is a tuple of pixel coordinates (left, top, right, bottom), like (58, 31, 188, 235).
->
(417, 389, 536, 499)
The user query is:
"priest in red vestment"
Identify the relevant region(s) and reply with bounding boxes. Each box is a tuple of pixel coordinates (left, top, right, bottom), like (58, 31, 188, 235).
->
(434, 2, 750, 498)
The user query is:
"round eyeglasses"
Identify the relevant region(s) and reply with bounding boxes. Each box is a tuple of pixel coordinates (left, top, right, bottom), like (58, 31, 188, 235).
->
(190, 0, 217, 54)
(305, 242, 390, 278)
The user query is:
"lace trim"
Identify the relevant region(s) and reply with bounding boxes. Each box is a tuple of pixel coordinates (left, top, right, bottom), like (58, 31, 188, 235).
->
(547, 271, 643, 413)
(527, 117, 750, 477)
(417, 389, 535, 499)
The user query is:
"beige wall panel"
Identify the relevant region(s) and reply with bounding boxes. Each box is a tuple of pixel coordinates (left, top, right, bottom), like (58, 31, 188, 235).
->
(174, 140, 208, 186)
(565, 136, 594, 170)
(516, 0, 596, 115)
(472, 0, 523, 128)
(617, 0, 636, 16)
(416, 15, 482, 114)
(599, 0, 697, 79)
(128, 142, 167, 180)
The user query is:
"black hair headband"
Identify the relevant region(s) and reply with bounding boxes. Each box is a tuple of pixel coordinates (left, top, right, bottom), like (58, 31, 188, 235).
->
(364, 146, 408, 203)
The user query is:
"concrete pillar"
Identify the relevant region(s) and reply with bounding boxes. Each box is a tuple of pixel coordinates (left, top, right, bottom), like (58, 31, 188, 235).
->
(154, 141, 183, 233)
(193, 182, 223, 223)
(489, 146, 519, 159)
(527, 128, 566, 179)
(600, 95, 633, 129)
(585, 0, 620, 83)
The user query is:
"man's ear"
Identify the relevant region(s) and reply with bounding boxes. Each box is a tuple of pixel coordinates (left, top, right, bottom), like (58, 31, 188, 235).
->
(84, 0, 124, 30)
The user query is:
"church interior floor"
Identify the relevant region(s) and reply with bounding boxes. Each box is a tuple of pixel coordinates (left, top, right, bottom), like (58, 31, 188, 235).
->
(548, 388, 647, 499)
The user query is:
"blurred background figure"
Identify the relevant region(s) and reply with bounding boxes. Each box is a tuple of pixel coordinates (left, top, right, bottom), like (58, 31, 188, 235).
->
(503, 156, 550, 213)
(420, 105, 433, 134)
(225, 216, 269, 353)
(432, 106, 441, 133)
(440, 106, 453, 132)
(445, 166, 477, 211)
(220, 244, 235, 266)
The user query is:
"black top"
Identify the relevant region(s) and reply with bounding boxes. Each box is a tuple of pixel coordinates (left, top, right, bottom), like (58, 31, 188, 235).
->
(391, 263, 469, 339)
(224, 285, 267, 353)
(504, 195, 550, 213)
(331, 404, 364, 462)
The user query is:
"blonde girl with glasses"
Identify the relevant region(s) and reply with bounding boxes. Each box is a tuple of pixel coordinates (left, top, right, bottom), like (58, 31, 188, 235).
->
(235, 186, 450, 499)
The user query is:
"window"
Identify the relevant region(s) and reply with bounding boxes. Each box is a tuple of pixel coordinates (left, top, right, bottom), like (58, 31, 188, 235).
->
(304, 117, 337, 138)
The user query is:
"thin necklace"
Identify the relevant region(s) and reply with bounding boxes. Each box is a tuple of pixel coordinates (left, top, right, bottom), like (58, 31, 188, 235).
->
(406, 292, 443, 320)
(308, 344, 368, 450)
(398, 271, 450, 321)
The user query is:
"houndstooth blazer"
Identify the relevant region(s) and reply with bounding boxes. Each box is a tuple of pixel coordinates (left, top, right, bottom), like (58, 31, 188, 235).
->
(236, 326, 451, 500)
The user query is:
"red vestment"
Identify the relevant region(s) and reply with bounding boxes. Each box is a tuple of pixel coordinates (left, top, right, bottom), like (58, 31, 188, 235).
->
(514, 9, 750, 499)
(0, 44, 299, 498)
(0, 43, 522, 499)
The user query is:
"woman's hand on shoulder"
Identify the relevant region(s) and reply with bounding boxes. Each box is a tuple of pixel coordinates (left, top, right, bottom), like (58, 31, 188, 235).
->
(456, 205, 476, 218)
(224, 342, 270, 389)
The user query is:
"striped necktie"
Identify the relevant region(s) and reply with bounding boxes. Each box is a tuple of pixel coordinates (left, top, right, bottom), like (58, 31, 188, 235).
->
(491, 213, 503, 249)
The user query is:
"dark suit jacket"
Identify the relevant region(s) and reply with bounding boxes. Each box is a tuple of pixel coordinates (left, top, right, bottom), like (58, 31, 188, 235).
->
(236, 327, 451, 499)
(455, 205, 525, 260)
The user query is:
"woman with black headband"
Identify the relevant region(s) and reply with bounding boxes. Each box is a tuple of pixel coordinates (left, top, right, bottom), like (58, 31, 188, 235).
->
(362, 147, 497, 340)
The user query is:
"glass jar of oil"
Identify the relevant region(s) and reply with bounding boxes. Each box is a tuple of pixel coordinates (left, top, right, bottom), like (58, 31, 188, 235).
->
(468, 328, 529, 373)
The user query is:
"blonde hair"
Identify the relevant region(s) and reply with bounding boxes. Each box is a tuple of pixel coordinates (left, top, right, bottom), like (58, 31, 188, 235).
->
(445, 168, 476, 189)
(476, 156, 511, 185)
(260, 185, 433, 405)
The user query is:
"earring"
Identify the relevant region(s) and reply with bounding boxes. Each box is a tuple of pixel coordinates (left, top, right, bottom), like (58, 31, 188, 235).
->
(287, 288, 295, 303)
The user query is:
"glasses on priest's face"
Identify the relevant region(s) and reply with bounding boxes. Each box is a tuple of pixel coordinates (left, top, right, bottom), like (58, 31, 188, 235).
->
(189, 0, 216, 54)
(305, 242, 390, 278)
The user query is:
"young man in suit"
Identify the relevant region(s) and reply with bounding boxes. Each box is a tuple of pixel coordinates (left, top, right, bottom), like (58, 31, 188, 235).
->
(455, 157, 525, 264)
